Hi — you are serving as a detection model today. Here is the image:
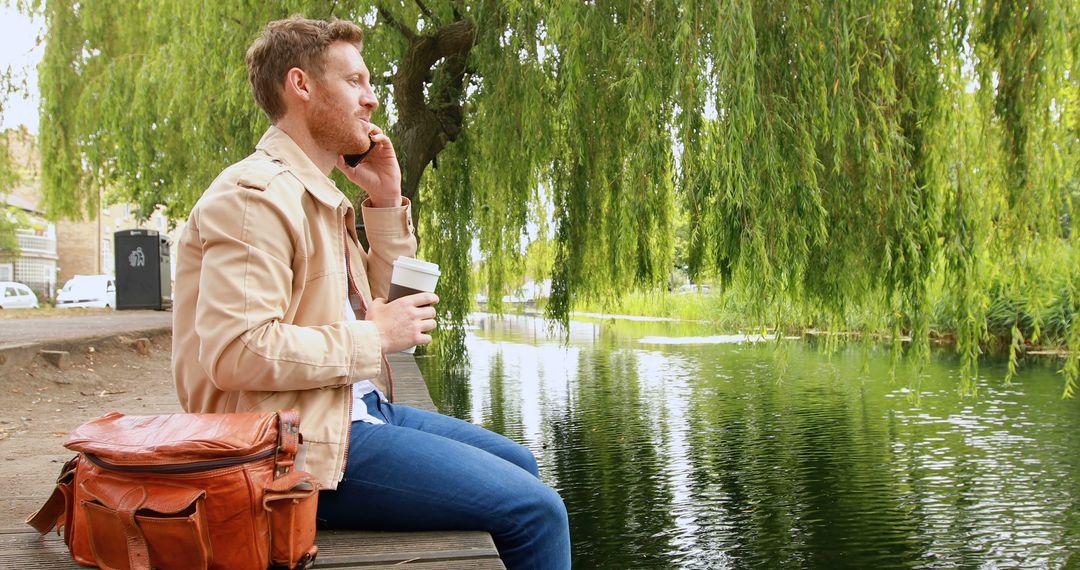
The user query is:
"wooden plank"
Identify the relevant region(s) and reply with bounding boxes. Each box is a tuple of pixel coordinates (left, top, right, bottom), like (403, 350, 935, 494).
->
(312, 530, 501, 566)
(0, 528, 503, 569)
(0, 529, 78, 568)
(327, 563, 503, 569)
(387, 353, 436, 411)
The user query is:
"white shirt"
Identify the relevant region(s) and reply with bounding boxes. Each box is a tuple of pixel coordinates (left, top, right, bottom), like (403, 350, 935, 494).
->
(344, 267, 388, 424)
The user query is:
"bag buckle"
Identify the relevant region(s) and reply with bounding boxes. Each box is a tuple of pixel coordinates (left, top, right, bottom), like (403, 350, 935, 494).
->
(267, 546, 317, 570)
(295, 548, 318, 569)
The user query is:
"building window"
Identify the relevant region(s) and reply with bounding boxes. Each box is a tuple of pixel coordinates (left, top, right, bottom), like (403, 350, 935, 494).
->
(102, 238, 113, 275)
(0, 263, 12, 281)
(14, 257, 57, 299)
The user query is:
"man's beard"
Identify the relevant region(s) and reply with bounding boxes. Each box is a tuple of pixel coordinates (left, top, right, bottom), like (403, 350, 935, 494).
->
(307, 92, 369, 155)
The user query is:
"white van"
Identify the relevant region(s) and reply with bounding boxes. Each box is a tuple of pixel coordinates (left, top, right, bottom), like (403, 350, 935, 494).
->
(56, 275, 116, 309)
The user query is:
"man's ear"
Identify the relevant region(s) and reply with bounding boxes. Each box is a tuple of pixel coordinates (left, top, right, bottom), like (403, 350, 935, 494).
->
(283, 67, 311, 103)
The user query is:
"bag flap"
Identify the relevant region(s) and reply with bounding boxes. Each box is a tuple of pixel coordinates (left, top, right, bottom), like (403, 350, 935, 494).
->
(81, 473, 206, 515)
(65, 411, 280, 464)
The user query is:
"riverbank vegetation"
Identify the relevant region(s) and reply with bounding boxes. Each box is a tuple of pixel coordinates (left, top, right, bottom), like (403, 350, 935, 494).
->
(575, 244, 1078, 346)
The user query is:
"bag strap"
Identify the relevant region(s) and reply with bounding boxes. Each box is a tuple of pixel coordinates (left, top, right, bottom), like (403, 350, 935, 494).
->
(25, 456, 78, 534)
(264, 469, 318, 495)
(278, 409, 301, 455)
(26, 484, 66, 534)
(114, 486, 151, 570)
(275, 410, 301, 477)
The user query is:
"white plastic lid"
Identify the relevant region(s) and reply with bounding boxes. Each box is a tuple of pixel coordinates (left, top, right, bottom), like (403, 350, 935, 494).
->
(393, 256, 441, 276)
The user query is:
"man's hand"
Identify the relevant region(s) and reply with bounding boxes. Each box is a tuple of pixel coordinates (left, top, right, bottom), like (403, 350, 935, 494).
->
(336, 123, 403, 208)
(366, 292, 438, 353)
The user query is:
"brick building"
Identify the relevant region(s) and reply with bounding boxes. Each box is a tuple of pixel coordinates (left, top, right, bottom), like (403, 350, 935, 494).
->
(1, 128, 182, 304)
(56, 203, 178, 286)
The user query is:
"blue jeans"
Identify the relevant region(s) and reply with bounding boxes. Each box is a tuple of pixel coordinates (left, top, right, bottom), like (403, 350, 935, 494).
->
(316, 392, 571, 570)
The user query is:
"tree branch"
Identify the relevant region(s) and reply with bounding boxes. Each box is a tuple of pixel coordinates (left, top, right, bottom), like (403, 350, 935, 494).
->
(375, 71, 433, 86)
(450, 0, 466, 20)
(394, 18, 476, 118)
(377, 5, 416, 41)
(432, 51, 469, 142)
(390, 15, 476, 213)
(413, 0, 439, 25)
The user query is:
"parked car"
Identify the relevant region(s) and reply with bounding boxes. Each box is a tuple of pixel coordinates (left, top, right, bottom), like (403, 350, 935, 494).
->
(56, 275, 116, 309)
(0, 281, 40, 309)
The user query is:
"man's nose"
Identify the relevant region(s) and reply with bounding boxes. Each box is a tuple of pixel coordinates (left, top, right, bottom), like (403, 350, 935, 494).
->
(361, 89, 378, 111)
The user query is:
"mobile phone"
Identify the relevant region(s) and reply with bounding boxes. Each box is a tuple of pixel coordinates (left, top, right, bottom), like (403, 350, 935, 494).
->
(344, 132, 377, 167)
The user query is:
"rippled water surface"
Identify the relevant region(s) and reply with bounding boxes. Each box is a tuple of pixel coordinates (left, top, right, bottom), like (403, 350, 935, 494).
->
(416, 314, 1080, 569)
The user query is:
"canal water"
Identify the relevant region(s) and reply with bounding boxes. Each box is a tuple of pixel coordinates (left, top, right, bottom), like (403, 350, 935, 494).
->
(416, 313, 1080, 569)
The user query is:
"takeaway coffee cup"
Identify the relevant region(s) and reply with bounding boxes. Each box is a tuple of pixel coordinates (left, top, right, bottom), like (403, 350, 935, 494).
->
(388, 257, 441, 353)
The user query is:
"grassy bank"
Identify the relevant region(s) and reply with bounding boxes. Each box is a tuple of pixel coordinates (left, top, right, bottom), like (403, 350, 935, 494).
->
(572, 283, 1077, 356)
(0, 307, 113, 319)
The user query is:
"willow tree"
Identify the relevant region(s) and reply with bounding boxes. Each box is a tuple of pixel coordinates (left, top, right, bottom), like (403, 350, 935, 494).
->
(0, 125, 27, 260)
(23, 0, 1080, 393)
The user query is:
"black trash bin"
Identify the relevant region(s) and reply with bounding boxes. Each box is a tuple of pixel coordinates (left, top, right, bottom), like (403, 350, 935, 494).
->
(114, 229, 172, 310)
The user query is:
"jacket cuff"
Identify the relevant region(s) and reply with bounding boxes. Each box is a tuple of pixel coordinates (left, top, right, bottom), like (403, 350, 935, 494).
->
(361, 197, 413, 237)
(343, 320, 382, 382)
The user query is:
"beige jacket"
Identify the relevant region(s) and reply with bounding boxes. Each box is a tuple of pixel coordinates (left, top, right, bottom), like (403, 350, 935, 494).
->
(172, 126, 416, 489)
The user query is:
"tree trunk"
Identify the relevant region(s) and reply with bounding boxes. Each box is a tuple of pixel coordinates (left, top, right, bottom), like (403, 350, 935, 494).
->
(365, 13, 475, 251)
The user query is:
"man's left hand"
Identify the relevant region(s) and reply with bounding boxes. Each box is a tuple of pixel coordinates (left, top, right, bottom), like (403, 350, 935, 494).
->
(337, 123, 402, 208)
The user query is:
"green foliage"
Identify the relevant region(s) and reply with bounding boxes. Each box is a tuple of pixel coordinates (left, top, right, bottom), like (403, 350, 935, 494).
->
(12, 0, 1080, 394)
(0, 204, 23, 259)
(0, 198, 31, 260)
(0, 156, 16, 198)
(0, 126, 26, 258)
(417, 129, 473, 366)
(0, 133, 17, 196)
(0, 85, 22, 192)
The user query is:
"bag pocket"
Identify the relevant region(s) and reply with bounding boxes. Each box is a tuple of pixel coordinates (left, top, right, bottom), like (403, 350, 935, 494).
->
(264, 471, 320, 569)
(80, 475, 212, 570)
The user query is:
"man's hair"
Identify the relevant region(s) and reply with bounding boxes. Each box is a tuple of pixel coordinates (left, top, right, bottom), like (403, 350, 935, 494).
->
(246, 16, 364, 122)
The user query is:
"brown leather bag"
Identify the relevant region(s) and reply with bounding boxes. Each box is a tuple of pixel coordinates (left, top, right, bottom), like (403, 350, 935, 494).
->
(27, 410, 320, 570)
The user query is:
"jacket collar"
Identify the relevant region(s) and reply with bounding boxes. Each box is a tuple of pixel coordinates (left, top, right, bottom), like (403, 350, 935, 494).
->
(255, 126, 349, 210)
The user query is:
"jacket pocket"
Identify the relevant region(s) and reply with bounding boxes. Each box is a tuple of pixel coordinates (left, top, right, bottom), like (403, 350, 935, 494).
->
(80, 475, 212, 570)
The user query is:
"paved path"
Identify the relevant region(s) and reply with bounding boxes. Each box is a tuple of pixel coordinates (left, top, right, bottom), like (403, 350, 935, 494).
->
(0, 311, 172, 349)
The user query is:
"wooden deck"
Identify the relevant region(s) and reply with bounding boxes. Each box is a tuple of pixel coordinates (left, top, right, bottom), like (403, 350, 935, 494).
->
(0, 353, 505, 569)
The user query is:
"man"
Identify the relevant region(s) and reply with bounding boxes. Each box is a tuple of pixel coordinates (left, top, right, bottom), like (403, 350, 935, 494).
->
(172, 16, 570, 569)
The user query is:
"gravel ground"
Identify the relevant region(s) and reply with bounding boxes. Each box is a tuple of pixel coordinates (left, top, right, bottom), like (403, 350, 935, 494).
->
(0, 333, 177, 527)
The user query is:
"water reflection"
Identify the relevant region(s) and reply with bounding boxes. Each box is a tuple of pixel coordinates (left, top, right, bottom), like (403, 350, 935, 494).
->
(416, 314, 1080, 569)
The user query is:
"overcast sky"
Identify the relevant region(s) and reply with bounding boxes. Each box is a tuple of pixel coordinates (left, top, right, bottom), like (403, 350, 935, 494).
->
(1, 5, 44, 134)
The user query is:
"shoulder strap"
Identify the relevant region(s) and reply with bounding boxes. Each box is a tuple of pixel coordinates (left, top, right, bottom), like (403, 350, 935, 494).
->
(26, 484, 67, 534)
(25, 456, 78, 534)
